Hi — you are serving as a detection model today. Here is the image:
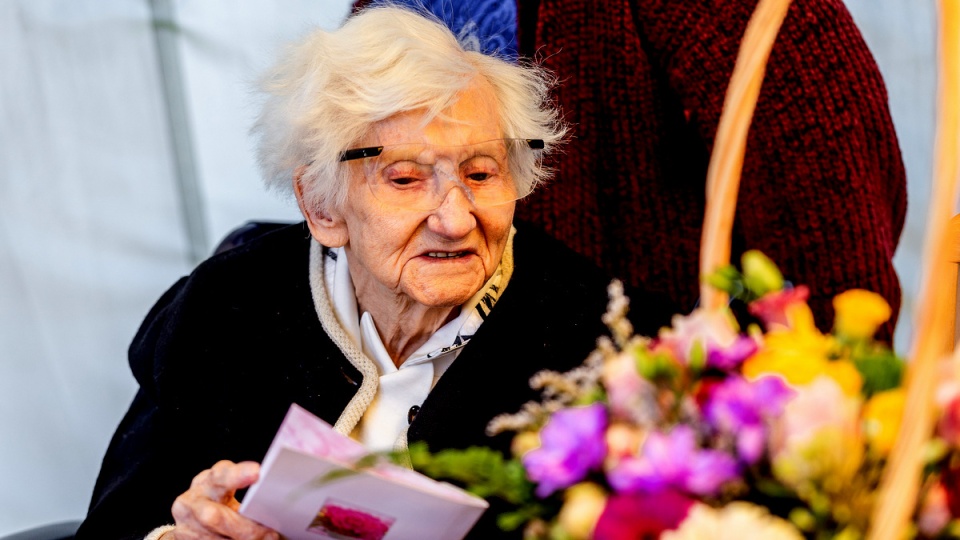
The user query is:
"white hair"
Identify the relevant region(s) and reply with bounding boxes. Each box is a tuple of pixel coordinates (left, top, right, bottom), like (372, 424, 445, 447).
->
(250, 3, 567, 214)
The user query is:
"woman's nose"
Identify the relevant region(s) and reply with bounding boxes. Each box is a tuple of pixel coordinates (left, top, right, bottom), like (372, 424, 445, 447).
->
(426, 185, 477, 238)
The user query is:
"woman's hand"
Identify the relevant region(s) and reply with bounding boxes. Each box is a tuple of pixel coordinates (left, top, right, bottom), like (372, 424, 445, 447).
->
(169, 460, 279, 540)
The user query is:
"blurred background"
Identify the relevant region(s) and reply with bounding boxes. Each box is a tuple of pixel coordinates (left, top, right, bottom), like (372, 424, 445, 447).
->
(0, 0, 938, 534)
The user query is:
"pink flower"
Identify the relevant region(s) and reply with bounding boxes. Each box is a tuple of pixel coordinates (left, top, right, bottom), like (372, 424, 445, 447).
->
(936, 382, 960, 446)
(602, 351, 651, 421)
(768, 376, 864, 489)
(770, 376, 860, 459)
(592, 490, 694, 540)
(313, 504, 391, 540)
(748, 286, 810, 330)
(918, 482, 952, 537)
(657, 309, 756, 370)
(523, 404, 608, 497)
(941, 458, 960, 518)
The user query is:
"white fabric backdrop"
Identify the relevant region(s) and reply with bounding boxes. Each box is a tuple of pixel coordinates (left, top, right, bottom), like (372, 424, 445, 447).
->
(845, 0, 939, 357)
(0, 1, 348, 534)
(0, 0, 939, 534)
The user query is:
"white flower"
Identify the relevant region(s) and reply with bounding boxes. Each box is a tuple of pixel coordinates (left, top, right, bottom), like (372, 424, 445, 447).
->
(661, 502, 803, 540)
(768, 376, 864, 491)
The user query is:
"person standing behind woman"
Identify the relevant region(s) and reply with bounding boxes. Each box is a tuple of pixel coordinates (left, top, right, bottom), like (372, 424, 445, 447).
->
(515, 0, 907, 342)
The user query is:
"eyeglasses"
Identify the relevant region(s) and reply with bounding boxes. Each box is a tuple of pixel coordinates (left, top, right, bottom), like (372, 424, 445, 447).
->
(339, 138, 544, 211)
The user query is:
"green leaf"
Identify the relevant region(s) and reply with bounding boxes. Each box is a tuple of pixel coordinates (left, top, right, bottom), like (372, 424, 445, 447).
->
(790, 507, 817, 532)
(574, 386, 607, 406)
(688, 339, 706, 374)
(634, 347, 679, 384)
(754, 477, 797, 498)
(852, 348, 904, 398)
(407, 443, 536, 505)
(704, 265, 744, 297)
(497, 505, 552, 532)
(741, 250, 785, 296)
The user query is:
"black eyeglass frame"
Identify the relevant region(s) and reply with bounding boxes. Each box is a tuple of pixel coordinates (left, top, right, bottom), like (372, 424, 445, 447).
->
(338, 138, 545, 162)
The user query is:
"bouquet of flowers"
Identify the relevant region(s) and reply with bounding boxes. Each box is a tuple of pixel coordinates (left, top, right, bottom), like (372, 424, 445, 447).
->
(408, 251, 960, 539)
(403, 0, 960, 537)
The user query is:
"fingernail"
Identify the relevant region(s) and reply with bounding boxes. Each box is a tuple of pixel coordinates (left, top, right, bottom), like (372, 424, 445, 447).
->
(238, 463, 259, 480)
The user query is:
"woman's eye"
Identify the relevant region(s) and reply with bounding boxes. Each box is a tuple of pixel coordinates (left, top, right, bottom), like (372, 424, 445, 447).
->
(466, 172, 492, 182)
(462, 157, 500, 183)
(382, 162, 429, 187)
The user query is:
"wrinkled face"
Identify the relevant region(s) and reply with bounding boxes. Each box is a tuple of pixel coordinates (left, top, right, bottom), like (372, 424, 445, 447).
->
(326, 80, 515, 308)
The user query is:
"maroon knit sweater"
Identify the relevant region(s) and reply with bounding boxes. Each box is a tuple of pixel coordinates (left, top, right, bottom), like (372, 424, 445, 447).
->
(515, 0, 907, 341)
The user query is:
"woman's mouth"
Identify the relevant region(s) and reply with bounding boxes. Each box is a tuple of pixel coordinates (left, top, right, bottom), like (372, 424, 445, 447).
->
(426, 251, 468, 259)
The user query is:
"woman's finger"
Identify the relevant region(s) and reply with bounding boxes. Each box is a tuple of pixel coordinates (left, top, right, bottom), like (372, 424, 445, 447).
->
(172, 461, 276, 539)
(189, 460, 260, 503)
(174, 493, 275, 539)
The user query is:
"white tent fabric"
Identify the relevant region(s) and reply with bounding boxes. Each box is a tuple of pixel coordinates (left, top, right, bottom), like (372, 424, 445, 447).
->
(0, 0, 937, 535)
(0, 1, 348, 534)
(845, 0, 939, 355)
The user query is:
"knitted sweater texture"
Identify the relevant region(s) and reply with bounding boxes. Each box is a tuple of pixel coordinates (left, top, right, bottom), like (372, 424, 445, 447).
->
(515, 0, 907, 340)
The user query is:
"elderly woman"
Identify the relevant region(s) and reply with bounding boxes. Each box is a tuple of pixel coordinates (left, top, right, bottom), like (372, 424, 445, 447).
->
(76, 6, 673, 540)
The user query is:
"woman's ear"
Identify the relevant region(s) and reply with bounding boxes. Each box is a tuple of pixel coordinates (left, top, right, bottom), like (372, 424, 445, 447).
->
(293, 166, 349, 247)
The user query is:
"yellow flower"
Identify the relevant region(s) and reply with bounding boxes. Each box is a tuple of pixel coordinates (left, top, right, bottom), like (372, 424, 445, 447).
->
(742, 303, 862, 396)
(862, 388, 906, 456)
(773, 426, 864, 493)
(833, 289, 891, 340)
(822, 360, 864, 397)
(511, 431, 540, 458)
(557, 482, 607, 540)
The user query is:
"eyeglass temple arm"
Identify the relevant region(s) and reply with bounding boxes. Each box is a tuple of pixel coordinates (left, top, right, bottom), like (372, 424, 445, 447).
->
(338, 139, 544, 162)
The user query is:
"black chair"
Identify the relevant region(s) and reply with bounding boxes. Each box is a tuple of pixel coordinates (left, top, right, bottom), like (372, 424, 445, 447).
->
(212, 220, 296, 255)
(0, 521, 81, 540)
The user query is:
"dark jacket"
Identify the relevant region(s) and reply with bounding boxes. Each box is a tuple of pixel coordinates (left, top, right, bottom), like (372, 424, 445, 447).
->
(76, 220, 675, 540)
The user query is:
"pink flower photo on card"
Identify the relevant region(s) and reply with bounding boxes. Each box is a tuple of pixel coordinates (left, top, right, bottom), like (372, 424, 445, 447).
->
(307, 499, 395, 540)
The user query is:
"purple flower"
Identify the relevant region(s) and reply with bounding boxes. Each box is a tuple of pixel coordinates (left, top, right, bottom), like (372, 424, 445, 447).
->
(703, 375, 795, 464)
(606, 425, 740, 496)
(523, 404, 608, 497)
(707, 336, 759, 371)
